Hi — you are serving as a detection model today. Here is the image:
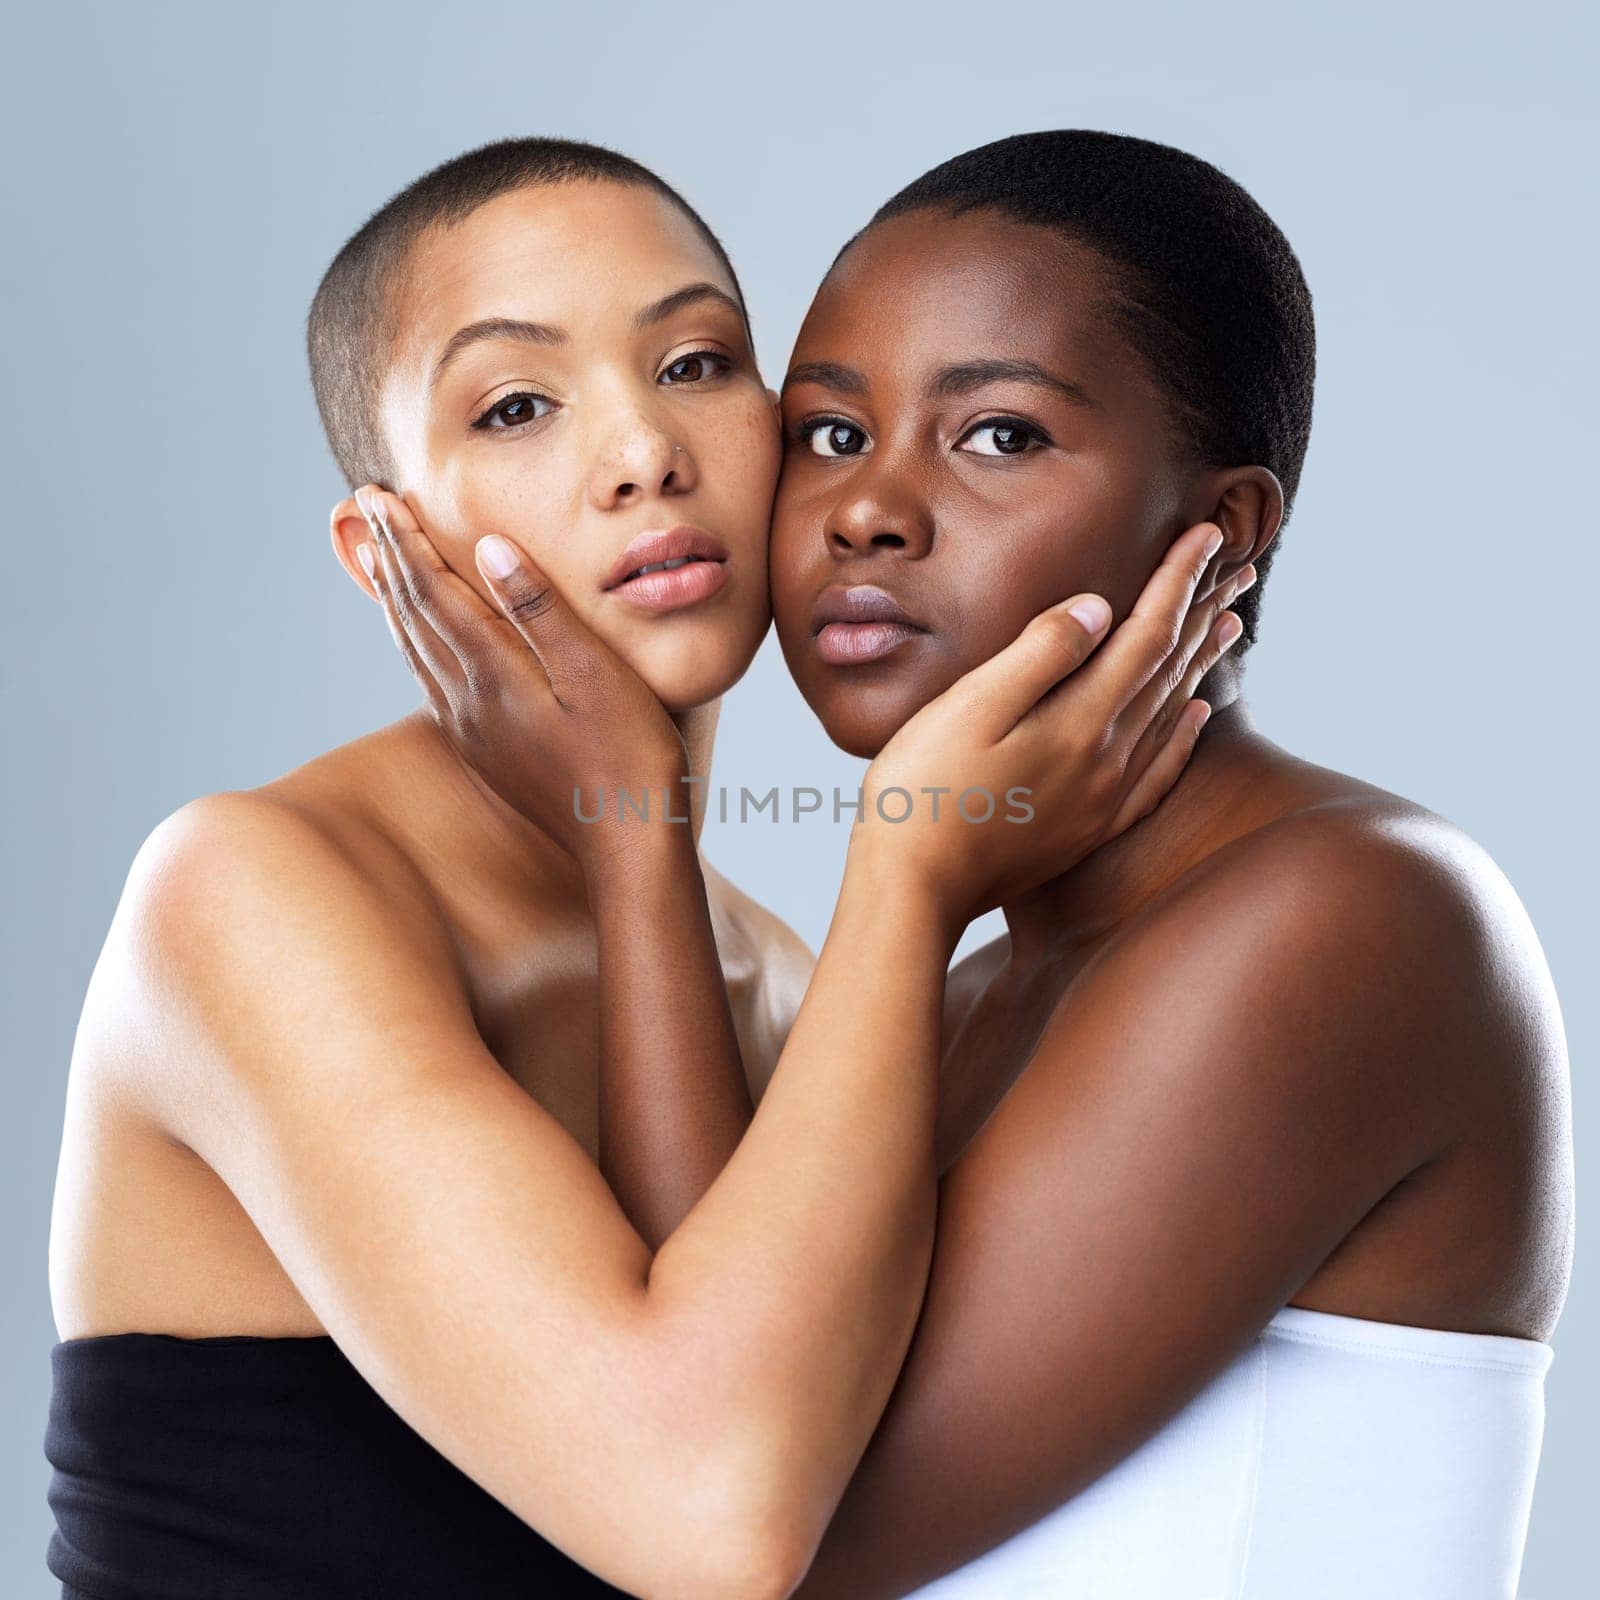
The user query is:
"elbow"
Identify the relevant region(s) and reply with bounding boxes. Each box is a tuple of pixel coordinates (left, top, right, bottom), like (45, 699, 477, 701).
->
(645, 1474, 815, 1600)
(683, 1526, 809, 1600)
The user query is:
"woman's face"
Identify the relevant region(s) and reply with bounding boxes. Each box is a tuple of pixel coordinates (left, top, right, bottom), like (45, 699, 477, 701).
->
(375, 181, 780, 714)
(771, 209, 1202, 757)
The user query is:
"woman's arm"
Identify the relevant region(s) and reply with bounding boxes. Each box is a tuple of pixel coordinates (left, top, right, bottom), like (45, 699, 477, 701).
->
(119, 789, 948, 1600)
(362, 492, 755, 1246)
(107, 486, 1195, 1600)
(371, 496, 1245, 1250)
(588, 825, 752, 1246)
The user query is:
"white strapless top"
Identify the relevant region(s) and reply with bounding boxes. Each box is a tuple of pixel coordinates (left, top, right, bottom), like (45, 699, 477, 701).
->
(907, 1306, 1552, 1599)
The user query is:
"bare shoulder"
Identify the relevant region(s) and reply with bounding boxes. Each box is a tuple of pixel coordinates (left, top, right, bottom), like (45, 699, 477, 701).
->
(1062, 787, 1569, 1166)
(702, 862, 816, 1100)
(1144, 792, 1561, 1031)
(81, 780, 470, 1122)
(119, 786, 456, 981)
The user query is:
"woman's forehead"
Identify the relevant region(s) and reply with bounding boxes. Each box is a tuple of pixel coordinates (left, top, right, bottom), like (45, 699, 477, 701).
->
(791, 212, 1126, 390)
(399, 185, 733, 338)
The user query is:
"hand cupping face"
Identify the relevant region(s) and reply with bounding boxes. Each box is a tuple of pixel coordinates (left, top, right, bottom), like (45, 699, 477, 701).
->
(358, 490, 689, 868)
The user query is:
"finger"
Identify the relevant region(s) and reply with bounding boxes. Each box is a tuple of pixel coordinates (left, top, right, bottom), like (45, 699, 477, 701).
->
(1119, 561, 1256, 748)
(366, 489, 501, 624)
(1105, 699, 1211, 837)
(365, 497, 466, 694)
(361, 520, 450, 714)
(935, 593, 1113, 741)
(1089, 521, 1226, 705)
(1119, 599, 1247, 785)
(365, 489, 505, 679)
(475, 533, 611, 706)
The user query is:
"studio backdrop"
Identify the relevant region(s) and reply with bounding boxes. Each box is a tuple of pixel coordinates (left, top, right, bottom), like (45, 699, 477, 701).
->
(2, 2, 1593, 1595)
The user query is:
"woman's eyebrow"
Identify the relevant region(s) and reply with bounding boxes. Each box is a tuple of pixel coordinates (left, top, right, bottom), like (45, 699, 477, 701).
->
(634, 282, 744, 329)
(430, 317, 567, 390)
(932, 358, 1097, 408)
(781, 361, 868, 396)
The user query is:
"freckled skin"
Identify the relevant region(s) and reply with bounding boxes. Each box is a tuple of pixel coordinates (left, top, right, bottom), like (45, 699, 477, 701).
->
(381, 182, 782, 713)
(51, 181, 812, 1365)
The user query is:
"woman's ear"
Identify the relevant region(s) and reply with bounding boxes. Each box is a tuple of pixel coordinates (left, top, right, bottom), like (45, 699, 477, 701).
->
(1204, 466, 1285, 571)
(331, 489, 381, 601)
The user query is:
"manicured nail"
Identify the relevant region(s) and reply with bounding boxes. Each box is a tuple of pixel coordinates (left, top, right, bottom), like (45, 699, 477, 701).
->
(1232, 564, 1257, 596)
(1204, 526, 1224, 558)
(1066, 595, 1111, 632)
(354, 486, 375, 525)
(1218, 612, 1244, 648)
(356, 543, 376, 580)
(1193, 700, 1213, 729)
(477, 535, 520, 579)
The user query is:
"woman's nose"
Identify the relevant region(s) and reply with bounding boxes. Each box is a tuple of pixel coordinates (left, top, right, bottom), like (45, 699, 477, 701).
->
(588, 416, 697, 511)
(824, 471, 934, 560)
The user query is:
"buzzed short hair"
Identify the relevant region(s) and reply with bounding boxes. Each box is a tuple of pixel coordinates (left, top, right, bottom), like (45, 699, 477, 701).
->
(307, 137, 743, 490)
(863, 130, 1316, 656)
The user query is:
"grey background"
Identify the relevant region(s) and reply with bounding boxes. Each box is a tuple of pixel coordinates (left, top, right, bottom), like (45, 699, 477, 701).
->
(2, 0, 1593, 1591)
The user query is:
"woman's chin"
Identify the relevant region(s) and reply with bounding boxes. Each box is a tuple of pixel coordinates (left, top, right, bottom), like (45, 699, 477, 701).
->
(810, 698, 903, 761)
(633, 644, 761, 717)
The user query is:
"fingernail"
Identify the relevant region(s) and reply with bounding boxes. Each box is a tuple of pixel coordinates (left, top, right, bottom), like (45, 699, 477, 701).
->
(1204, 526, 1224, 558)
(354, 486, 375, 525)
(356, 543, 376, 580)
(1066, 595, 1110, 632)
(478, 535, 520, 579)
(1219, 612, 1244, 648)
(1194, 700, 1213, 728)
(1233, 564, 1257, 596)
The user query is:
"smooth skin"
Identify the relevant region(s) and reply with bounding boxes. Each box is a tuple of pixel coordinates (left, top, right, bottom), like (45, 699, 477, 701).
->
(398, 203, 1574, 1598)
(361, 493, 1239, 1247)
(779, 210, 1572, 1594)
(50, 180, 1218, 1600)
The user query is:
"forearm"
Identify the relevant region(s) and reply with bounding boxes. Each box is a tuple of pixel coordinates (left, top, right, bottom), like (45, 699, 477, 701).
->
(642, 838, 960, 1570)
(588, 825, 752, 1247)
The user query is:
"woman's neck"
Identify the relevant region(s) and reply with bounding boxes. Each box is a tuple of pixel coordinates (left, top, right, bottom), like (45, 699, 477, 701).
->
(998, 694, 1292, 961)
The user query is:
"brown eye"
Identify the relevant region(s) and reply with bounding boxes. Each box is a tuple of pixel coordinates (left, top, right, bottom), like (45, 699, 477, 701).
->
(661, 351, 730, 384)
(803, 420, 870, 458)
(472, 391, 555, 431)
(960, 420, 1042, 456)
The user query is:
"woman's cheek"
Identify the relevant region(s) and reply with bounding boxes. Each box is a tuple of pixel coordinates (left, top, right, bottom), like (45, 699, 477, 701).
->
(711, 393, 782, 519)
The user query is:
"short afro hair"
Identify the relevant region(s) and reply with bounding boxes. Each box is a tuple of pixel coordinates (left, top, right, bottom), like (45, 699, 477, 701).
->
(864, 130, 1315, 656)
(307, 137, 743, 491)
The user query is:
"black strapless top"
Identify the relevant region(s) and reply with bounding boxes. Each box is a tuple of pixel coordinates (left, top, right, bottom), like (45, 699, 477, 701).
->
(45, 1333, 632, 1599)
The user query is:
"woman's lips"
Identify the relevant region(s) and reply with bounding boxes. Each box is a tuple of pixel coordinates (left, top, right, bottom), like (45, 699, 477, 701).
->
(611, 558, 728, 612)
(815, 620, 925, 664)
(604, 526, 730, 614)
(809, 584, 929, 666)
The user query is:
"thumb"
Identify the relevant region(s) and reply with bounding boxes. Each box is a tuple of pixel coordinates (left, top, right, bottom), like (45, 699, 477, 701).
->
(940, 592, 1112, 741)
(475, 533, 586, 692)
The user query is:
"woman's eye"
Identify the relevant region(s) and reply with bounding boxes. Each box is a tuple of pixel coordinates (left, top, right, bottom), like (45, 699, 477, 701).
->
(802, 420, 870, 458)
(660, 351, 730, 384)
(960, 420, 1042, 456)
(473, 392, 554, 431)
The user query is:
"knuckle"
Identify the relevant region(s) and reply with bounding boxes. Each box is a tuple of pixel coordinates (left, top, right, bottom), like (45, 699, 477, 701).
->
(1034, 612, 1081, 654)
(460, 656, 497, 702)
(506, 582, 558, 624)
(401, 569, 434, 611)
